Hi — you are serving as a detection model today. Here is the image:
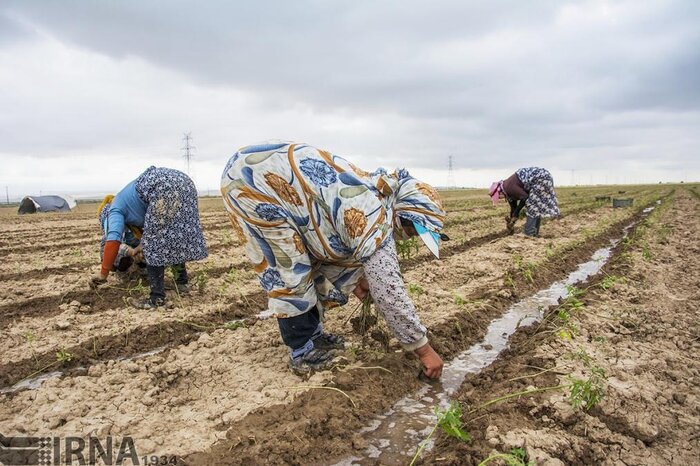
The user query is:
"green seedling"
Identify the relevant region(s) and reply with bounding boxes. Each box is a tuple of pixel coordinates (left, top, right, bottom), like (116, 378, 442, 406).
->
(396, 237, 420, 260)
(410, 403, 470, 466)
(191, 270, 209, 293)
(222, 232, 234, 247)
(225, 268, 239, 284)
(565, 285, 585, 299)
(56, 349, 73, 363)
(513, 254, 536, 283)
(454, 295, 467, 306)
(555, 308, 578, 341)
(454, 322, 464, 339)
(478, 447, 533, 466)
(222, 320, 246, 331)
(24, 332, 39, 365)
(504, 271, 515, 289)
(569, 366, 606, 410)
(568, 347, 593, 366)
(599, 275, 619, 291)
(408, 283, 425, 297)
(545, 243, 555, 258)
(20, 349, 75, 384)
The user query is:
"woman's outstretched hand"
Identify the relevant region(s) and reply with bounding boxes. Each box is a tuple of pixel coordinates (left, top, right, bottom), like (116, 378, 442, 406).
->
(89, 271, 108, 289)
(415, 343, 444, 380)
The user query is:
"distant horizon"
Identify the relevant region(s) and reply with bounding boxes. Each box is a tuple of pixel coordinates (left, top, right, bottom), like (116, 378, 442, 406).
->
(2, 180, 697, 205)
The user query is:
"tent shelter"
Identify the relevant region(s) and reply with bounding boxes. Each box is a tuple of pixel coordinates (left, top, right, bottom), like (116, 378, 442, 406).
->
(18, 195, 77, 214)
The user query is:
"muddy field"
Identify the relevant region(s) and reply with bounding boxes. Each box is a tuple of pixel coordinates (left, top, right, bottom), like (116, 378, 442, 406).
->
(0, 184, 697, 465)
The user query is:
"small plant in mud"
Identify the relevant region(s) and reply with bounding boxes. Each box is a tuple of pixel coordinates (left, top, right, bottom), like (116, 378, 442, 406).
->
(222, 320, 246, 330)
(396, 237, 420, 260)
(504, 271, 515, 289)
(478, 447, 533, 466)
(545, 242, 556, 258)
(225, 267, 240, 284)
(115, 278, 148, 296)
(21, 348, 74, 383)
(24, 332, 39, 365)
(191, 269, 209, 293)
(222, 231, 234, 247)
(408, 283, 425, 297)
(550, 286, 586, 340)
(513, 254, 536, 283)
(566, 348, 607, 410)
(410, 403, 471, 466)
(599, 274, 620, 291)
(555, 308, 578, 341)
(454, 295, 467, 306)
(641, 241, 653, 261)
(56, 349, 73, 363)
(569, 365, 606, 410)
(565, 285, 585, 299)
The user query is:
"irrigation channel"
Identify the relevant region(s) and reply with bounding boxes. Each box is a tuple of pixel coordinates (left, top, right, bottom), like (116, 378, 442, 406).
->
(334, 203, 659, 465)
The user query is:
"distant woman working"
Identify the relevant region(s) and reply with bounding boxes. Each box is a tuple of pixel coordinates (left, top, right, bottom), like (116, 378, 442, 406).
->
(91, 166, 208, 308)
(489, 167, 560, 237)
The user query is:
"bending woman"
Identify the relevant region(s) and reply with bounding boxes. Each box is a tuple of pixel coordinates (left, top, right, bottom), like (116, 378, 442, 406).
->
(489, 167, 560, 237)
(221, 141, 448, 377)
(97, 195, 145, 274)
(92, 166, 208, 308)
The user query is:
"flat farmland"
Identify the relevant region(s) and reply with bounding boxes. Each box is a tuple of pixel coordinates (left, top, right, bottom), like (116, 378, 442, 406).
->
(1, 184, 696, 465)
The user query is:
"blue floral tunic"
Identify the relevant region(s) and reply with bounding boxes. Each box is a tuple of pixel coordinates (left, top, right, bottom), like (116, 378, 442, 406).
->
(221, 141, 445, 318)
(516, 167, 560, 218)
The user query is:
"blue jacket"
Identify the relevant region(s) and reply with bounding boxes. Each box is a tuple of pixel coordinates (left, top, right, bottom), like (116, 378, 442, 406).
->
(105, 180, 147, 242)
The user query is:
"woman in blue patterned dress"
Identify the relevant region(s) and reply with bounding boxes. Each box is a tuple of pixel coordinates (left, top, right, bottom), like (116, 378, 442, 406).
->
(221, 141, 448, 377)
(489, 167, 560, 237)
(91, 167, 208, 308)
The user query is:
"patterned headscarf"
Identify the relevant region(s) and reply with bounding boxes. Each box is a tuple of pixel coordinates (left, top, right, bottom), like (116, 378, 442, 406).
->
(97, 195, 115, 218)
(390, 169, 445, 233)
(489, 181, 504, 205)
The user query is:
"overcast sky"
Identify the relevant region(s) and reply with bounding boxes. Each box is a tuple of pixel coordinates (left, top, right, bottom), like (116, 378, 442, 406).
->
(1, 1, 698, 199)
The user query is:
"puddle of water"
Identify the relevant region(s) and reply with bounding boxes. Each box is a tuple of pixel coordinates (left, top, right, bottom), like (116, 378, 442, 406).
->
(118, 344, 169, 362)
(0, 370, 63, 394)
(1, 345, 172, 395)
(334, 207, 656, 466)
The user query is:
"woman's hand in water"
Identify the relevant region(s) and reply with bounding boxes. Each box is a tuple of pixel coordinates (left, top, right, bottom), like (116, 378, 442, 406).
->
(415, 343, 444, 380)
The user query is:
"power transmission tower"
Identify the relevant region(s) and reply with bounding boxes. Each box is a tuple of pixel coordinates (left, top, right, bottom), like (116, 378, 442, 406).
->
(181, 132, 196, 175)
(447, 156, 456, 189)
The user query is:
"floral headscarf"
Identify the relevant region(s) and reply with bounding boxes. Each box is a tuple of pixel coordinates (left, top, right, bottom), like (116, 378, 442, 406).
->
(389, 169, 445, 233)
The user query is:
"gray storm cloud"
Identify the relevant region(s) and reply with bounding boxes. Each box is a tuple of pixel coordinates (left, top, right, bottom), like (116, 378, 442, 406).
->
(0, 0, 698, 194)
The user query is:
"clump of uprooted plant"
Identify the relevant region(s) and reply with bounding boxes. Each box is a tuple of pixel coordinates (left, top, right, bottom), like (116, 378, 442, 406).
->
(347, 294, 390, 350)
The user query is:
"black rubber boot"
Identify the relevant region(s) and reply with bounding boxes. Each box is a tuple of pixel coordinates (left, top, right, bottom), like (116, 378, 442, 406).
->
(312, 332, 346, 350)
(146, 265, 167, 305)
(288, 348, 338, 375)
(524, 216, 540, 237)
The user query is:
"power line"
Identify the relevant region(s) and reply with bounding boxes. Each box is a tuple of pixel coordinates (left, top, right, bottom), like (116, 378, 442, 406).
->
(447, 156, 456, 189)
(181, 132, 196, 175)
